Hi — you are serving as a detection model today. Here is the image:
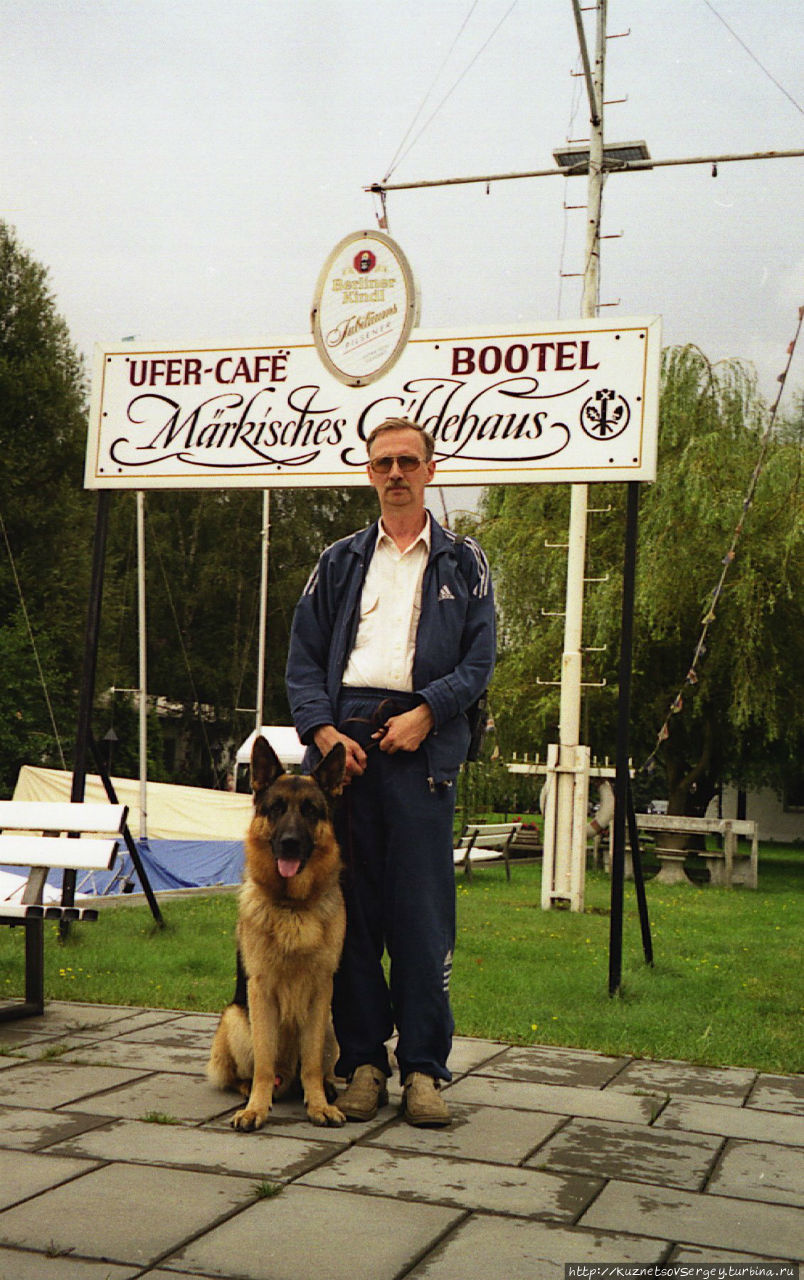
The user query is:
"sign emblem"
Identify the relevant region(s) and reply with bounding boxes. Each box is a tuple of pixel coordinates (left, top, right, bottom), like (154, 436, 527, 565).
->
(354, 249, 376, 274)
(580, 388, 631, 440)
(311, 230, 419, 387)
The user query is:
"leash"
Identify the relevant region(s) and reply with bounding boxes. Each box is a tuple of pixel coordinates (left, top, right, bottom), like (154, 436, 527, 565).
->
(339, 696, 410, 751)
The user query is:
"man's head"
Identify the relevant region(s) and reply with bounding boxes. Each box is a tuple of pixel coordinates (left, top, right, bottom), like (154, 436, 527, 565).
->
(366, 418, 435, 463)
(366, 418, 436, 518)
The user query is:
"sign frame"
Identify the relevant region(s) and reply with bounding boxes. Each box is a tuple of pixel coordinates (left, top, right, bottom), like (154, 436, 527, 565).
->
(84, 316, 662, 491)
(310, 229, 419, 387)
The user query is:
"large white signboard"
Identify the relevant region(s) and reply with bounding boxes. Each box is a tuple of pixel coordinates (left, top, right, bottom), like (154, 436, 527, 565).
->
(85, 317, 661, 490)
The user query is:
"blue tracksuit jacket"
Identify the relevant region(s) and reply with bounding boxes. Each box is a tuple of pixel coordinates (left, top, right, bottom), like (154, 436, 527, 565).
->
(286, 515, 496, 784)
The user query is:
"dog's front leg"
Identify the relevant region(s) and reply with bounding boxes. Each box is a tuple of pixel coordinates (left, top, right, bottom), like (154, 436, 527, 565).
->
(299, 986, 346, 1127)
(232, 975, 276, 1132)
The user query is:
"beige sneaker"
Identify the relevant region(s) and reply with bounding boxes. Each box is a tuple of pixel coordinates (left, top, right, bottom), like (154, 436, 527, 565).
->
(338, 1065, 389, 1121)
(401, 1072, 451, 1128)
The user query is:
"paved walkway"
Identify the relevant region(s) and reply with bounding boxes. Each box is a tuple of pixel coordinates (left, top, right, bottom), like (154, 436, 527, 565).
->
(0, 1001, 800, 1280)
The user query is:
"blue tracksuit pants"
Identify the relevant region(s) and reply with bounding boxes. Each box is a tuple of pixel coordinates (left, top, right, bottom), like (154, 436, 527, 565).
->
(331, 688, 457, 1083)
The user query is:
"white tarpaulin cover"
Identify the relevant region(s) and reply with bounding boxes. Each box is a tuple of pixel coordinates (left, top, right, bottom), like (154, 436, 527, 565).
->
(7, 735, 305, 897)
(236, 726, 305, 767)
(12, 766, 253, 841)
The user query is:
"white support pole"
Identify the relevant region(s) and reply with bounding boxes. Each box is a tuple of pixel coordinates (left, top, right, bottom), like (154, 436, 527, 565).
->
(136, 490, 148, 840)
(255, 490, 270, 732)
(543, 0, 606, 912)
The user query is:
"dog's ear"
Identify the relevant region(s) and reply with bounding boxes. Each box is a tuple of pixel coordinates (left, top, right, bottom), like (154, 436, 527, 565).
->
(312, 742, 347, 798)
(251, 735, 285, 793)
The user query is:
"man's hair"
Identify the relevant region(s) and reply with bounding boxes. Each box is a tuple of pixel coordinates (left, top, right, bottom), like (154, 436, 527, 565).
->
(366, 418, 435, 462)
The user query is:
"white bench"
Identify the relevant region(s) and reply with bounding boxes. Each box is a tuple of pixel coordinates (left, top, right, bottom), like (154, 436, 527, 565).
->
(454, 821, 522, 882)
(633, 813, 759, 888)
(0, 800, 127, 1022)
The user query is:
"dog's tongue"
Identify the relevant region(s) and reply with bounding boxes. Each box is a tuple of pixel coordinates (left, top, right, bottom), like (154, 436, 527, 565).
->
(277, 857, 301, 879)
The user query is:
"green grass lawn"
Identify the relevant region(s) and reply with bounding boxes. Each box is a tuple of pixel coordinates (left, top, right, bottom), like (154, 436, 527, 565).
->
(1, 847, 801, 1075)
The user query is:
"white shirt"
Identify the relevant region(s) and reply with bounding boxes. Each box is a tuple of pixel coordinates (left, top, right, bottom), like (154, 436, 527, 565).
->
(342, 516, 430, 691)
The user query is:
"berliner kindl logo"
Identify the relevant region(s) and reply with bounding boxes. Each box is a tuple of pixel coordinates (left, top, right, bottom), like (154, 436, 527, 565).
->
(311, 230, 419, 387)
(580, 388, 631, 440)
(354, 249, 376, 274)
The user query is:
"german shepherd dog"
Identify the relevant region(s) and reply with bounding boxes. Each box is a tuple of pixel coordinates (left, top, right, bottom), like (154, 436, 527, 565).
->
(207, 736, 347, 1129)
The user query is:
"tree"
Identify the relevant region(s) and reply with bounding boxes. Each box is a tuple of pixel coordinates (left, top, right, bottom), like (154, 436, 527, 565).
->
(0, 221, 379, 793)
(103, 484, 377, 786)
(476, 345, 804, 816)
(0, 222, 95, 793)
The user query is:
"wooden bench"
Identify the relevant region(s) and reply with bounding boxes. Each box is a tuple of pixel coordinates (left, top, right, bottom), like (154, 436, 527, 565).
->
(453, 821, 522, 882)
(510, 825, 542, 858)
(633, 813, 759, 888)
(0, 800, 127, 1022)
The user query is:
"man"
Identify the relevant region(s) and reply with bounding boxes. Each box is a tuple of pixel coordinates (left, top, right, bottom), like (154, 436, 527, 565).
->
(286, 417, 495, 1127)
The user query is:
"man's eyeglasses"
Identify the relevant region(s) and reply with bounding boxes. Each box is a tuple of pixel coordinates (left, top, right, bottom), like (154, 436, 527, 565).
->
(368, 454, 425, 475)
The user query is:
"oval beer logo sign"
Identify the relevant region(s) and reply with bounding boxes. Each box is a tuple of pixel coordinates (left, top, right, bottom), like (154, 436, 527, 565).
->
(311, 230, 419, 386)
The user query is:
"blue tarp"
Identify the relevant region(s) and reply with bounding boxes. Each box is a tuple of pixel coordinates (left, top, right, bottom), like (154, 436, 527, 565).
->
(2, 838, 245, 899)
(88, 838, 246, 894)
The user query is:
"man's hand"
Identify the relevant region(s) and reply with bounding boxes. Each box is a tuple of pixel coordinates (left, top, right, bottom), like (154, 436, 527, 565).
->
(313, 725, 367, 781)
(375, 704, 434, 754)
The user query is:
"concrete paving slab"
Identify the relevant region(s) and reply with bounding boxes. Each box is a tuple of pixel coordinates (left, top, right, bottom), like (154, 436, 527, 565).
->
(747, 1073, 804, 1115)
(669, 1243, 796, 1265)
(17, 1002, 180, 1036)
(65, 1011, 186, 1038)
(0, 1246, 138, 1280)
(0, 1024, 62, 1052)
(136, 1271, 214, 1279)
(60, 1038, 210, 1074)
(446, 1074, 660, 1123)
(146, 1011, 218, 1032)
(207, 1104, 379, 1146)
(203, 1075, 396, 1138)
(0, 1161, 252, 1268)
(0, 1003, 178, 1044)
(49, 1116, 345, 1179)
(655, 1097, 804, 1146)
(404, 1213, 666, 1279)
(0, 1104, 111, 1151)
(136, 1271, 210, 1279)
(578, 1178, 804, 1260)
(163, 1183, 463, 1280)
(606, 1058, 758, 1104)
(527, 1117, 724, 1190)
(0, 1148, 98, 1211)
(366, 1102, 564, 1165)
(73, 1070, 236, 1123)
(0, 1005, 799, 1277)
(107, 1023, 213, 1050)
(0, 1060, 150, 1110)
(707, 1138, 804, 1207)
(447, 1036, 508, 1076)
(300, 1144, 602, 1220)
(478, 1044, 629, 1089)
(3, 1035, 115, 1061)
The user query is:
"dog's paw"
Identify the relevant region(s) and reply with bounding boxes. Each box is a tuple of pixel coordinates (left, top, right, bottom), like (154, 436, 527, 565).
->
(308, 1103, 346, 1127)
(231, 1106, 270, 1132)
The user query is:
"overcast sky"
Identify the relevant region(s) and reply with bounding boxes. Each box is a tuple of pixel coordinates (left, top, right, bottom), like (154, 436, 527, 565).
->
(3, 0, 802, 429)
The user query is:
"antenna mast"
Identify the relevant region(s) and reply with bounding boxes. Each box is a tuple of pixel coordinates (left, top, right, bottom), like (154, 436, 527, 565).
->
(542, 0, 607, 911)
